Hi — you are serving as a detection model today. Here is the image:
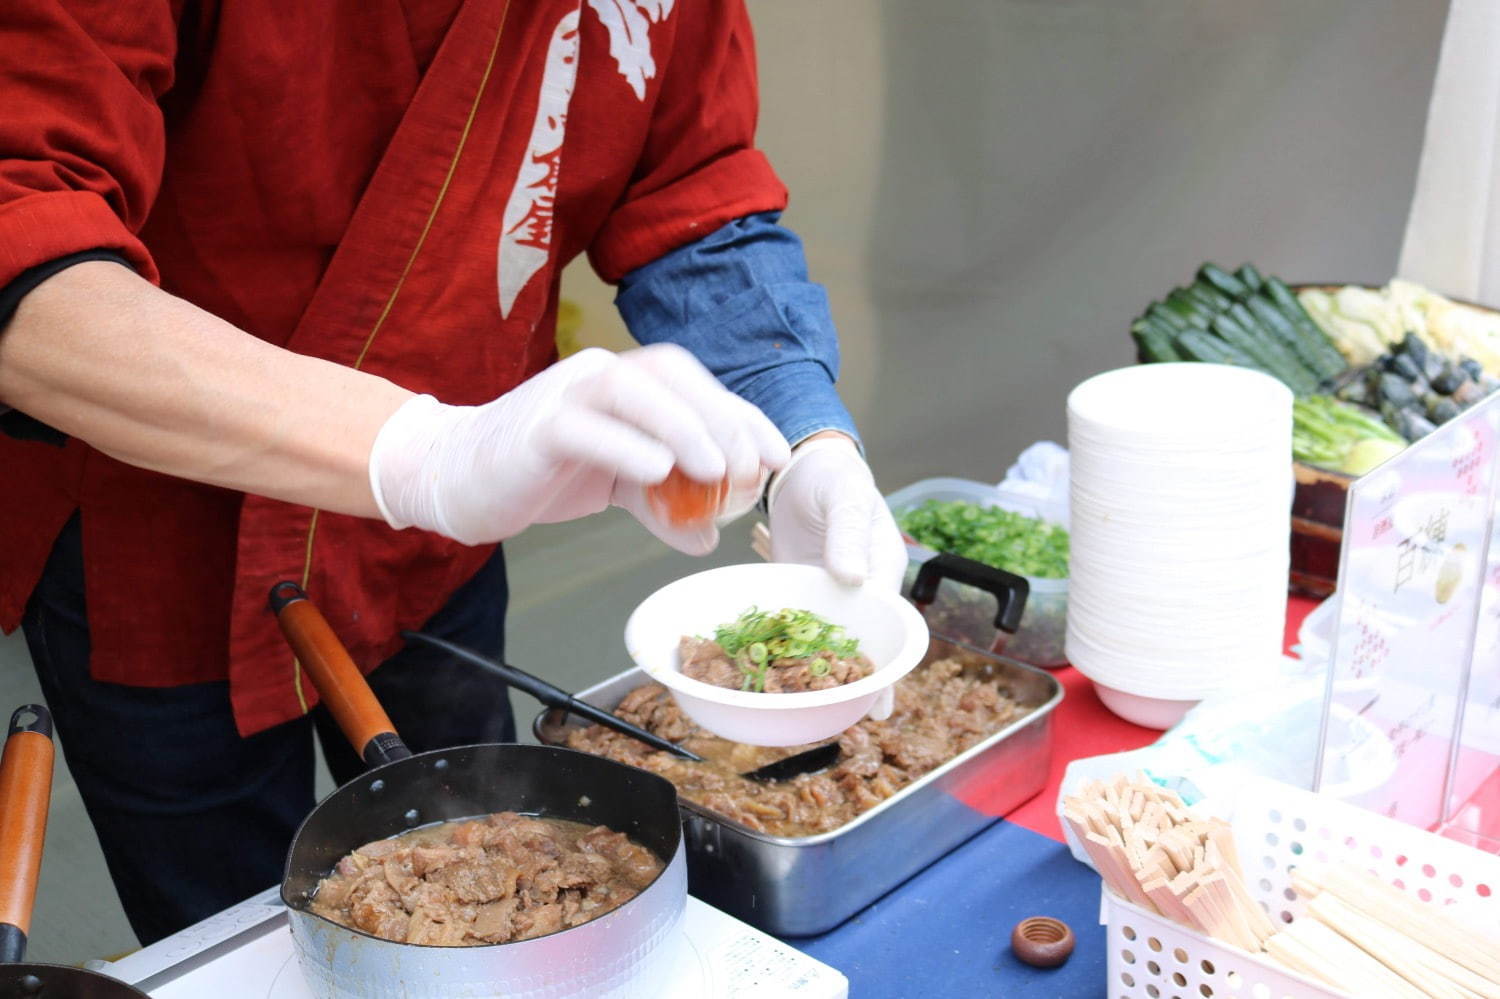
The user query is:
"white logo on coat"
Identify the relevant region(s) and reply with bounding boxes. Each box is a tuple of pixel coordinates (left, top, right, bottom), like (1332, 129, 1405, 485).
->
(588, 0, 676, 101)
(497, 1, 675, 319)
(497, 8, 581, 320)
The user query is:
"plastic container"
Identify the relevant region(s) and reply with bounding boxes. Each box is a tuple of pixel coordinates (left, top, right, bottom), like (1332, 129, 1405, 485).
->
(886, 477, 1070, 667)
(623, 563, 930, 746)
(1104, 776, 1500, 999)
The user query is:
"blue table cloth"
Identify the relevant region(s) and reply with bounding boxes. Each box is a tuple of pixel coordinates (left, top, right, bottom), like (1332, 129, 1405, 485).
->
(787, 821, 1106, 997)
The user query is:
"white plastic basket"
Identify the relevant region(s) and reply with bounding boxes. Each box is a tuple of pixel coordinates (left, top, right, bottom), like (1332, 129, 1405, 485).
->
(1103, 776, 1500, 999)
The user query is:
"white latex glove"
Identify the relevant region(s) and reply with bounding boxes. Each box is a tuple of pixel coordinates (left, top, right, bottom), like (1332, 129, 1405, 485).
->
(765, 434, 909, 721)
(765, 434, 908, 592)
(368, 344, 789, 550)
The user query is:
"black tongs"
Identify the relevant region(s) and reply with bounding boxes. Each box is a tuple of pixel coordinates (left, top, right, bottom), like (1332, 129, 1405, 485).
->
(401, 631, 839, 783)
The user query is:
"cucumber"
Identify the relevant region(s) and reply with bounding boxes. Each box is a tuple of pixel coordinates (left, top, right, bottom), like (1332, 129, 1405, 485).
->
(1197, 263, 1250, 301)
(1188, 279, 1235, 314)
(1236, 263, 1264, 292)
(1261, 277, 1349, 378)
(1224, 301, 1261, 336)
(1132, 319, 1184, 363)
(1146, 302, 1190, 332)
(1164, 289, 1214, 328)
(1243, 293, 1344, 382)
(1175, 328, 1263, 371)
(1242, 292, 1303, 345)
(1209, 312, 1318, 394)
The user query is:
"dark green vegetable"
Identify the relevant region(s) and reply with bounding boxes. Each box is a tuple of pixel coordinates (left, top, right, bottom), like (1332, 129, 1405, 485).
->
(1399, 332, 1430, 368)
(1385, 353, 1423, 383)
(1336, 377, 1372, 406)
(1428, 397, 1462, 424)
(1392, 409, 1438, 443)
(1431, 363, 1469, 395)
(1188, 279, 1235, 314)
(1131, 263, 1349, 395)
(1210, 312, 1318, 393)
(1244, 293, 1343, 382)
(897, 499, 1069, 579)
(1197, 263, 1250, 300)
(1418, 349, 1446, 383)
(712, 607, 860, 693)
(1235, 263, 1264, 292)
(1174, 329, 1260, 369)
(1131, 320, 1183, 363)
(1164, 289, 1215, 328)
(1377, 373, 1418, 409)
(1146, 302, 1191, 332)
(1261, 278, 1349, 379)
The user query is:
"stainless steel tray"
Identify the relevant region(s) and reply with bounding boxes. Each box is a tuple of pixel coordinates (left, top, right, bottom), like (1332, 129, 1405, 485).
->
(533, 635, 1063, 937)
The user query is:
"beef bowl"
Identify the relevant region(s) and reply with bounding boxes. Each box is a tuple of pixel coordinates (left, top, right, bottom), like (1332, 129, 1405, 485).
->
(624, 563, 930, 746)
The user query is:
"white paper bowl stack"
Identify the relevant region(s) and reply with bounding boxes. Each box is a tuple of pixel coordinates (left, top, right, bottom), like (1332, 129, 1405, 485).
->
(1065, 363, 1292, 729)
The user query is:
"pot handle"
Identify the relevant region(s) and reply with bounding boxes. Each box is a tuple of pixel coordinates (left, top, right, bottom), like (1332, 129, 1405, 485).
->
(0, 704, 55, 963)
(268, 582, 411, 768)
(909, 552, 1031, 634)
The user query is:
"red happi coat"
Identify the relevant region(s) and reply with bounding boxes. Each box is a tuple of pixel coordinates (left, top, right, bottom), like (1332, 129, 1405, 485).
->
(0, 0, 787, 734)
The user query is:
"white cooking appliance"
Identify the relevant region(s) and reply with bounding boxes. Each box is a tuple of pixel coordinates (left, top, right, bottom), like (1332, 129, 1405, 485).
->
(97, 888, 848, 998)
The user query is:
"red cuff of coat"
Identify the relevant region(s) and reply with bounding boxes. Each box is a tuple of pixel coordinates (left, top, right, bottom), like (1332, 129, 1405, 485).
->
(0, 190, 158, 289)
(589, 148, 788, 283)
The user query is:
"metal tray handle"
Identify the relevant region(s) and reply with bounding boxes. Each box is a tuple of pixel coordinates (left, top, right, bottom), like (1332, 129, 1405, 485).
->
(909, 552, 1030, 634)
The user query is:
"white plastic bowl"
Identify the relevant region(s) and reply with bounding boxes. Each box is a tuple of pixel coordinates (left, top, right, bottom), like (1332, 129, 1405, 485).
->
(623, 563, 930, 746)
(1093, 682, 1198, 730)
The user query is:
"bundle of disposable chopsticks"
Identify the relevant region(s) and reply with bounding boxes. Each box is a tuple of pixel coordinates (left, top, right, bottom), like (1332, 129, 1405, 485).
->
(1061, 774, 1278, 952)
(1269, 862, 1500, 999)
(1063, 774, 1500, 999)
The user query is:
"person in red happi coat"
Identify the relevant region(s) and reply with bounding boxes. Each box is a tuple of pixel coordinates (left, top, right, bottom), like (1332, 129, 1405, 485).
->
(0, 0, 906, 942)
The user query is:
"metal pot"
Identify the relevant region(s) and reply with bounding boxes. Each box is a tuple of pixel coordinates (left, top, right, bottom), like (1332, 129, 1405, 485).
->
(0, 705, 149, 998)
(269, 583, 687, 999)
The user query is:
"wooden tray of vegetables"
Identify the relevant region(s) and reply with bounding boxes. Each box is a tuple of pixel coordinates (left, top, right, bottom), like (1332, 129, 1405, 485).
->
(1131, 264, 1500, 596)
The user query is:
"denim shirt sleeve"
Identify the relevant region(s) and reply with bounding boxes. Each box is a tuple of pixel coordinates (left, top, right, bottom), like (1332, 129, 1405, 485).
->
(614, 211, 860, 448)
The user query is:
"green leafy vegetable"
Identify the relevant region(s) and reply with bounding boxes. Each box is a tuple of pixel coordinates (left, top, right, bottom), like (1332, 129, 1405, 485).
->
(896, 500, 1069, 579)
(713, 607, 860, 692)
(1292, 395, 1406, 475)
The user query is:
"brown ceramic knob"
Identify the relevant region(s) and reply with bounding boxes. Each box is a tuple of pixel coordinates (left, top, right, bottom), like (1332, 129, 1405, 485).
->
(1011, 916, 1075, 968)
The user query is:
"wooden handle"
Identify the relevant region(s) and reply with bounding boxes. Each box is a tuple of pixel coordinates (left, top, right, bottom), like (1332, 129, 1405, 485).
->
(269, 583, 410, 767)
(0, 705, 55, 951)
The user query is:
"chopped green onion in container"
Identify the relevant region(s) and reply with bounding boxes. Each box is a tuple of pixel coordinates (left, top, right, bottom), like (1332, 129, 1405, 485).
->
(896, 500, 1070, 579)
(886, 482, 1071, 668)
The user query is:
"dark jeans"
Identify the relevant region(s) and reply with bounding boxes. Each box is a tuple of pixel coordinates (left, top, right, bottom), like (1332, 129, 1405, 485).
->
(20, 515, 515, 945)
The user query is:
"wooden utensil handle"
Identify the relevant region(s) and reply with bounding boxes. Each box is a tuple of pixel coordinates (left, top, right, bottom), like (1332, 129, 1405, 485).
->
(0, 704, 55, 961)
(269, 582, 410, 767)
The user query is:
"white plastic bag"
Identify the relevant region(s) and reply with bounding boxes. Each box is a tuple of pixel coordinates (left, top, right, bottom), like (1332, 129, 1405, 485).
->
(1056, 657, 1397, 868)
(997, 441, 1069, 521)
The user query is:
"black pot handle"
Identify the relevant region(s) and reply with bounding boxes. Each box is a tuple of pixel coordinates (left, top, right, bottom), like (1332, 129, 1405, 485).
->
(909, 552, 1030, 634)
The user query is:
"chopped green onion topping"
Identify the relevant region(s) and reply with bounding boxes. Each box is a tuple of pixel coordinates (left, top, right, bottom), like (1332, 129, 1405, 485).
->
(713, 607, 860, 691)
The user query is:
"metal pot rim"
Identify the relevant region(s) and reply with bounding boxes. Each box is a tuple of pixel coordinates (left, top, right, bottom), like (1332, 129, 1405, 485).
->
(280, 742, 684, 950)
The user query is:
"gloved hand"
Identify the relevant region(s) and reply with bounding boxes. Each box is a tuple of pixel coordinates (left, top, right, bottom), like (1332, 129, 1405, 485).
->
(765, 433, 909, 720)
(766, 433, 908, 591)
(368, 344, 789, 550)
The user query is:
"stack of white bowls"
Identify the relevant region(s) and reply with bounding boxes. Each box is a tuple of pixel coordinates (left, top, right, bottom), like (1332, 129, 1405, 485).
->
(1065, 363, 1292, 729)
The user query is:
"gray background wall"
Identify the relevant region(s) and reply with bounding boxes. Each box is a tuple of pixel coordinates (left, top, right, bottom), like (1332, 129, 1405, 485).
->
(0, 0, 1449, 967)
